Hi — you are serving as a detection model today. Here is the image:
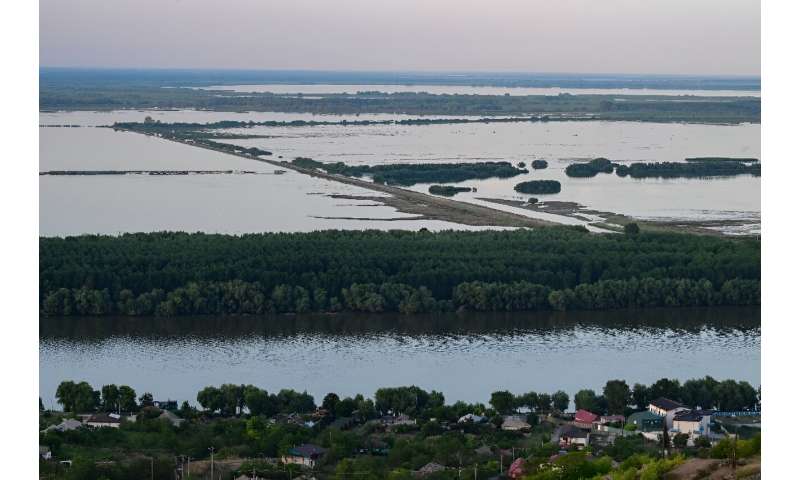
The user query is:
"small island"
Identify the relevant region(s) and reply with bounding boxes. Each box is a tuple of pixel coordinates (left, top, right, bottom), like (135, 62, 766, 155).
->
(428, 185, 473, 197)
(514, 180, 562, 194)
(565, 158, 615, 177)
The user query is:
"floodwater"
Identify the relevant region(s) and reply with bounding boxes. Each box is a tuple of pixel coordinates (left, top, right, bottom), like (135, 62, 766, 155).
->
(194, 84, 761, 97)
(220, 120, 761, 232)
(39, 307, 760, 409)
(39, 122, 475, 235)
(39, 111, 761, 235)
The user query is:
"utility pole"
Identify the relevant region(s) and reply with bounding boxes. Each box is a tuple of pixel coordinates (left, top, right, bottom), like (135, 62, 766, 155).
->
(209, 446, 215, 480)
(150, 456, 154, 480)
(474, 464, 477, 480)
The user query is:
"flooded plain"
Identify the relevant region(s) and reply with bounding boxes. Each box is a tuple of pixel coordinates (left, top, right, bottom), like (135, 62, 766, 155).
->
(39, 111, 760, 235)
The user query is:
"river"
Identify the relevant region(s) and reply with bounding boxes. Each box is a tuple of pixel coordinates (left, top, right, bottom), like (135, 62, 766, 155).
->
(39, 307, 760, 409)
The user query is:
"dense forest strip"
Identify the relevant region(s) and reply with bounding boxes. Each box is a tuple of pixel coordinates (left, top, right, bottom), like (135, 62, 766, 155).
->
(40, 85, 761, 123)
(39, 229, 760, 316)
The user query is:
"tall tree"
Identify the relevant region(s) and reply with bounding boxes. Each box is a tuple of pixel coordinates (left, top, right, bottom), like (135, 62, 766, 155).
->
(552, 391, 570, 412)
(489, 391, 516, 415)
(100, 384, 120, 412)
(118, 385, 137, 412)
(603, 380, 631, 414)
(632, 383, 649, 410)
(574, 389, 601, 414)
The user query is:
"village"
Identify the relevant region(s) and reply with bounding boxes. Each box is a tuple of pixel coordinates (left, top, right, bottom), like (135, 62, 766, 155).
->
(39, 379, 761, 479)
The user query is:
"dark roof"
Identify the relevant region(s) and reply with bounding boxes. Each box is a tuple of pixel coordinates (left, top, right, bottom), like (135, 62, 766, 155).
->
(674, 410, 714, 422)
(87, 413, 121, 423)
(649, 397, 685, 411)
(559, 425, 589, 439)
(288, 444, 326, 458)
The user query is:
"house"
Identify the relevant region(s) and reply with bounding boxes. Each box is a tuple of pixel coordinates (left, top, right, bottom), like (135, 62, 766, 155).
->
(507, 458, 526, 479)
(647, 398, 689, 428)
(594, 415, 626, 431)
(598, 415, 625, 425)
(573, 409, 599, 429)
(153, 400, 178, 411)
(42, 418, 83, 433)
(672, 410, 714, 437)
(39, 446, 52, 460)
(282, 444, 327, 468)
(501, 415, 531, 432)
(158, 409, 185, 427)
(627, 411, 664, 432)
(381, 414, 417, 427)
(415, 462, 446, 477)
(86, 413, 122, 428)
(458, 413, 487, 424)
(556, 425, 590, 449)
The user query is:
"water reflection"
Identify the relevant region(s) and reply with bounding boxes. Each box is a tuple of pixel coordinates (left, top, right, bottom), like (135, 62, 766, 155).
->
(39, 308, 760, 407)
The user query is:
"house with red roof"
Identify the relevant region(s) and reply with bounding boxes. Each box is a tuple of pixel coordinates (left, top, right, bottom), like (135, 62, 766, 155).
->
(573, 409, 599, 429)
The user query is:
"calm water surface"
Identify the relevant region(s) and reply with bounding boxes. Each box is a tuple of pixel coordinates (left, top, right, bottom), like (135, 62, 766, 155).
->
(39, 307, 760, 409)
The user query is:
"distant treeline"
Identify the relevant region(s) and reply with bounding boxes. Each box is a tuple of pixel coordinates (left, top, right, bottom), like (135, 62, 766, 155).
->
(616, 161, 761, 179)
(291, 157, 527, 186)
(41, 84, 760, 123)
(54, 375, 758, 418)
(114, 116, 572, 132)
(39, 229, 760, 316)
(514, 180, 562, 194)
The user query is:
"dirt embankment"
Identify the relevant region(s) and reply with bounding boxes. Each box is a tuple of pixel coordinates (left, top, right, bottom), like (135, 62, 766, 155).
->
(133, 133, 557, 229)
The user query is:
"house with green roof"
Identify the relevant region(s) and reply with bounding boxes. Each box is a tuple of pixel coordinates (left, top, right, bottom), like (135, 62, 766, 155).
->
(627, 411, 664, 432)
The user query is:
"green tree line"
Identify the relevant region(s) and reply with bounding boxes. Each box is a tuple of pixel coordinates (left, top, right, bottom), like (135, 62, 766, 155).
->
(40, 229, 760, 316)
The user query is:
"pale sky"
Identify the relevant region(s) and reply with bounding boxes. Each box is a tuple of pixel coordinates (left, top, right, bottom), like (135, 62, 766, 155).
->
(39, 0, 760, 76)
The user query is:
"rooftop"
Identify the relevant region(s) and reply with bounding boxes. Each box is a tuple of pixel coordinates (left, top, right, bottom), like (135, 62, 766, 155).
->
(288, 443, 327, 459)
(674, 410, 714, 423)
(574, 409, 599, 424)
(649, 397, 685, 411)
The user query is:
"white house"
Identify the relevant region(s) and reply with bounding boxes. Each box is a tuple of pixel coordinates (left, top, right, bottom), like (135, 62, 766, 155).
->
(672, 410, 714, 438)
(647, 398, 689, 429)
(458, 413, 487, 424)
(501, 415, 531, 432)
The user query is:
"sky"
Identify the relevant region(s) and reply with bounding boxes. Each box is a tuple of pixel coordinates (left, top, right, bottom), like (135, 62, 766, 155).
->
(39, 0, 760, 76)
